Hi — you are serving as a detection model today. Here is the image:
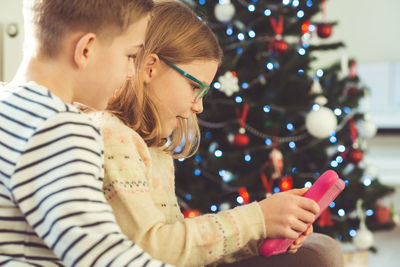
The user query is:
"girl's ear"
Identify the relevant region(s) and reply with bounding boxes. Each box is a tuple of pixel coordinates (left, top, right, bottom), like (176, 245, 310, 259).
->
(143, 53, 160, 84)
(74, 33, 97, 69)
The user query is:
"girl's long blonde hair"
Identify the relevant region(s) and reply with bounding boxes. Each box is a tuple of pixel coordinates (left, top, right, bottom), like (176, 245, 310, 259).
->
(106, 0, 222, 159)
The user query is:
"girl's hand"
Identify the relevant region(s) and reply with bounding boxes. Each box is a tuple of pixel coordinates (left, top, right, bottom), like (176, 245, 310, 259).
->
(287, 225, 314, 254)
(258, 188, 319, 239)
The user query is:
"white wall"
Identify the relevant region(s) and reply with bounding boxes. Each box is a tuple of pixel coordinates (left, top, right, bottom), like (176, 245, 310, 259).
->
(0, 0, 24, 82)
(368, 134, 400, 186)
(313, 0, 400, 66)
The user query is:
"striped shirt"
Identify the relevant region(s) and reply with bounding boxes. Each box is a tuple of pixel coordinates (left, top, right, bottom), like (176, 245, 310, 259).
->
(0, 82, 170, 267)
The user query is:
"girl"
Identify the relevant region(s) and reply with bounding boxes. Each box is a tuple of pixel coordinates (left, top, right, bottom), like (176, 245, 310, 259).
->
(89, 1, 343, 266)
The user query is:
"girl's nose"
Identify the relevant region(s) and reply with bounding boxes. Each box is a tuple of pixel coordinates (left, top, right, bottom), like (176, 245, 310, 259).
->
(191, 98, 203, 114)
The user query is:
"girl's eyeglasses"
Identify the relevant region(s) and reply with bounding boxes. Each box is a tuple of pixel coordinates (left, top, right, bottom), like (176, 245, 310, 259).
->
(162, 59, 210, 103)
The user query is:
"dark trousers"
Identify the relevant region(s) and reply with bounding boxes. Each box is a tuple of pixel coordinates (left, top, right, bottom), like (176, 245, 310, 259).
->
(217, 233, 344, 267)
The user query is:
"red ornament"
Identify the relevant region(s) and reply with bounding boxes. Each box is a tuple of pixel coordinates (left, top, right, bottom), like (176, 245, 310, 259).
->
(279, 175, 293, 192)
(345, 86, 360, 97)
(347, 148, 363, 164)
(183, 209, 200, 218)
(301, 20, 311, 34)
(375, 205, 392, 225)
(238, 187, 250, 204)
(269, 16, 288, 54)
(233, 133, 249, 147)
(269, 38, 288, 54)
(317, 23, 333, 38)
(317, 209, 334, 227)
(261, 161, 273, 195)
(349, 59, 358, 78)
(234, 103, 249, 147)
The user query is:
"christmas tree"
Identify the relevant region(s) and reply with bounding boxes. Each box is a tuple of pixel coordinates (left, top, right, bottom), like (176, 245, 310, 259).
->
(175, 0, 396, 248)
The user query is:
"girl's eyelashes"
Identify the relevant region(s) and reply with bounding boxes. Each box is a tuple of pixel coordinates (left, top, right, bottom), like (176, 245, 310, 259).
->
(191, 83, 200, 91)
(128, 54, 137, 59)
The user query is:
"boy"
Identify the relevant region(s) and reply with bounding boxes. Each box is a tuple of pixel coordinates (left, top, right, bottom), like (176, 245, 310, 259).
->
(0, 0, 171, 266)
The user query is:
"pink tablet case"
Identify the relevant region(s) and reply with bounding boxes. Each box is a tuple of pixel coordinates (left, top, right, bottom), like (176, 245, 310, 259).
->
(259, 170, 345, 257)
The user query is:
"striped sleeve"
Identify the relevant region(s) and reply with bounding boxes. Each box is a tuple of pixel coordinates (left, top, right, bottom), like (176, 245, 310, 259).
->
(9, 112, 169, 267)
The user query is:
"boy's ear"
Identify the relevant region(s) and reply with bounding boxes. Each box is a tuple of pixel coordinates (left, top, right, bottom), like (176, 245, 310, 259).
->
(73, 33, 97, 69)
(143, 53, 160, 84)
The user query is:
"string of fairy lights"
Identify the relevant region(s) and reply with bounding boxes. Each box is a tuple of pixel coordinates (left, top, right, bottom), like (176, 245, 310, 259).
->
(198, 103, 357, 145)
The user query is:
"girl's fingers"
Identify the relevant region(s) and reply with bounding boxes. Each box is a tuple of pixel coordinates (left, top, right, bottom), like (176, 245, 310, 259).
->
(288, 243, 299, 254)
(304, 225, 313, 236)
(298, 197, 320, 215)
(296, 209, 316, 224)
(294, 234, 306, 246)
(288, 231, 309, 253)
(291, 218, 309, 233)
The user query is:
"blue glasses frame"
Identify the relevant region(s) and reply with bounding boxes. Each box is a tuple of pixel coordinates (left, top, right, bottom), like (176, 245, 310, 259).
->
(162, 59, 210, 103)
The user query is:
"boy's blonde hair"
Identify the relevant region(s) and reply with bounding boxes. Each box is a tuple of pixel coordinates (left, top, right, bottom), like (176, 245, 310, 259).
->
(23, 0, 153, 58)
(106, 0, 222, 158)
